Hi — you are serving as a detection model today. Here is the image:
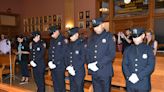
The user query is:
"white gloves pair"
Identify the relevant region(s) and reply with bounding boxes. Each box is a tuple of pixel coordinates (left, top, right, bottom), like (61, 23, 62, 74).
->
(48, 61, 56, 69)
(66, 66, 75, 76)
(30, 61, 37, 67)
(129, 73, 139, 84)
(88, 61, 99, 72)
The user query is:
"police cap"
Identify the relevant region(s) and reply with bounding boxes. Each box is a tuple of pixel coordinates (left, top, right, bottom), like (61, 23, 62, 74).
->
(131, 27, 145, 38)
(92, 17, 105, 27)
(48, 25, 59, 35)
(67, 27, 80, 36)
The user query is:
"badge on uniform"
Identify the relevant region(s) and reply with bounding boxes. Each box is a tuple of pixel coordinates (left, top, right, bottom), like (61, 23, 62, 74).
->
(37, 47, 40, 51)
(102, 38, 106, 43)
(142, 54, 148, 59)
(58, 42, 61, 45)
(75, 50, 79, 55)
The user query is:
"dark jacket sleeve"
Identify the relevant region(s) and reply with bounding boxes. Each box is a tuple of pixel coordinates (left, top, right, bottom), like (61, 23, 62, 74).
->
(48, 39, 52, 62)
(137, 46, 155, 80)
(97, 34, 116, 68)
(122, 47, 132, 80)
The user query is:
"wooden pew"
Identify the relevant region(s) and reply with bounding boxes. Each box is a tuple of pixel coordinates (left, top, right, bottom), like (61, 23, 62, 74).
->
(0, 54, 16, 83)
(0, 83, 32, 92)
(45, 52, 164, 92)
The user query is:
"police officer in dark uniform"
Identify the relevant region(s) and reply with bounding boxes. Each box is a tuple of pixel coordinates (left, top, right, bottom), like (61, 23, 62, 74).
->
(48, 26, 66, 92)
(66, 27, 85, 92)
(122, 27, 155, 92)
(16, 34, 30, 84)
(86, 17, 116, 92)
(29, 31, 46, 92)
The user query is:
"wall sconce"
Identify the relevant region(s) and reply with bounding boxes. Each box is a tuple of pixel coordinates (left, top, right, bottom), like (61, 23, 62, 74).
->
(99, 8, 109, 12)
(65, 23, 73, 29)
(124, 0, 131, 4)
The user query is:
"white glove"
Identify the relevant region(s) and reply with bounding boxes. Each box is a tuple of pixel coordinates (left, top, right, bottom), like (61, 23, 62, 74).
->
(48, 61, 56, 69)
(88, 61, 99, 72)
(66, 66, 75, 76)
(30, 61, 37, 67)
(129, 73, 139, 84)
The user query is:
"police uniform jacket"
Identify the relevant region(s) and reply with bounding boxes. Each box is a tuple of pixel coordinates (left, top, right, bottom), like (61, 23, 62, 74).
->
(86, 31, 116, 77)
(66, 39, 85, 72)
(48, 35, 66, 71)
(30, 40, 46, 68)
(122, 43, 155, 90)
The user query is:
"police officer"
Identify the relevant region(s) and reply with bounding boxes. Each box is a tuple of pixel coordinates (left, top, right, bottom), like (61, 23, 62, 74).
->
(16, 34, 30, 84)
(86, 17, 116, 92)
(29, 31, 46, 92)
(66, 27, 85, 92)
(48, 26, 66, 92)
(122, 27, 155, 92)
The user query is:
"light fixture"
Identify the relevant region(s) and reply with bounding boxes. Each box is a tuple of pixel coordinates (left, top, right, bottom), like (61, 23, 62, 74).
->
(99, 8, 109, 12)
(124, 0, 131, 4)
(65, 23, 73, 29)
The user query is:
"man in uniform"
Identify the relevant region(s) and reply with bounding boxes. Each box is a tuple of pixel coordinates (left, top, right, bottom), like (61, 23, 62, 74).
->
(29, 31, 46, 92)
(122, 27, 155, 92)
(48, 26, 66, 92)
(66, 27, 85, 92)
(86, 17, 116, 92)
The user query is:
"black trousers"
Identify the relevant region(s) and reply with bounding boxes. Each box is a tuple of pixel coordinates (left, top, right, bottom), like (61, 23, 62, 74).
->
(92, 75, 112, 92)
(127, 87, 150, 92)
(69, 68, 85, 92)
(33, 67, 45, 92)
(51, 69, 66, 92)
(19, 59, 29, 77)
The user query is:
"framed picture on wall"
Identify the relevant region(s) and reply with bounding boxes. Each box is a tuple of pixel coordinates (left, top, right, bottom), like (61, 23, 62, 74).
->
(44, 16, 47, 24)
(40, 16, 43, 24)
(35, 17, 39, 24)
(78, 21, 85, 28)
(79, 11, 84, 20)
(32, 17, 35, 24)
(86, 20, 90, 28)
(53, 15, 56, 23)
(28, 18, 31, 25)
(57, 15, 62, 23)
(86, 10, 90, 19)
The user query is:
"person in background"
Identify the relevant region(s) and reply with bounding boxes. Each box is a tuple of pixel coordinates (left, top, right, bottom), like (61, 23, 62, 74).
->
(122, 27, 155, 92)
(48, 26, 66, 92)
(29, 31, 46, 92)
(16, 34, 30, 84)
(86, 17, 116, 92)
(66, 27, 85, 92)
(0, 34, 11, 54)
(118, 28, 133, 53)
(145, 31, 158, 55)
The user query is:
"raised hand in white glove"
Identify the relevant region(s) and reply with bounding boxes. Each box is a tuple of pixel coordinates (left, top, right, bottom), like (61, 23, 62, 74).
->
(30, 61, 37, 67)
(48, 61, 56, 69)
(129, 73, 139, 84)
(88, 61, 99, 72)
(66, 66, 75, 76)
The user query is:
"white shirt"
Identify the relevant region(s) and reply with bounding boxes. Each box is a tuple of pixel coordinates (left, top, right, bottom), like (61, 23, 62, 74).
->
(0, 39, 11, 54)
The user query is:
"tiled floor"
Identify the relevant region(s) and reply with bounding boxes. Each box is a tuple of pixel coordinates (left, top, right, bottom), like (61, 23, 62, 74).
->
(2, 73, 126, 92)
